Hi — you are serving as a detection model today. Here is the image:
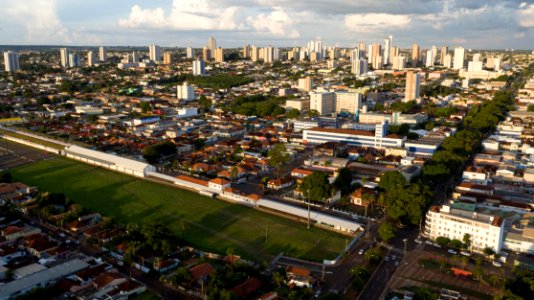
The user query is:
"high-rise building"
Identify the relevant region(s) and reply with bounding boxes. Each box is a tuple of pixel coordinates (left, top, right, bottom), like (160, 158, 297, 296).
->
(411, 44, 420, 66)
(163, 52, 173, 65)
(453, 47, 465, 70)
(298, 77, 313, 92)
(369, 44, 381, 69)
(242, 44, 250, 59)
(351, 58, 368, 75)
(87, 51, 97, 67)
(68, 53, 80, 68)
(192, 59, 205, 76)
(3, 51, 19, 72)
(335, 91, 362, 114)
(202, 46, 211, 61)
(431, 45, 438, 64)
(186, 47, 195, 59)
(251, 46, 259, 62)
(439, 46, 448, 65)
(99, 46, 106, 62)
(208, 36, 217, 54)
(392, 56, 406, 71)
(149, 44, 161, 62)
(384, 35, 392, 65)
(309, 89, 363, 115)
(60, 48, 70, 68)
(468, 60, 483, 72)
(358, 42, 366, 53)
(177, 81, 195, 101)
(472, 53, 481, 62)
(405, 71, 420, 102)
(215, 47, 224, 63)
(443, 54, 452, 69)
(132, 51, 139, 63)
(425, 49, 434, 67)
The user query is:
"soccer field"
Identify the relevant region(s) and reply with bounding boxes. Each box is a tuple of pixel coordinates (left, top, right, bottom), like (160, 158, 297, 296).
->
(12, 157, 348, 261)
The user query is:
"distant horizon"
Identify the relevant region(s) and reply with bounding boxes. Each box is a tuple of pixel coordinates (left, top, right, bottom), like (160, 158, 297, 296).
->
(0, 44, 532, 52)
(1, 0, 533, 49)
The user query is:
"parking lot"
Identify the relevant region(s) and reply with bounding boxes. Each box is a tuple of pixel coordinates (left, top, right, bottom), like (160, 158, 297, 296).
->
(0, 139, 52, 170)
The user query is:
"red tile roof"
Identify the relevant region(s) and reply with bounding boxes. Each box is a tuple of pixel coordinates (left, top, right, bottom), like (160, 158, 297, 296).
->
(176, 175, 209, 187)
(189, 263, 214, 281)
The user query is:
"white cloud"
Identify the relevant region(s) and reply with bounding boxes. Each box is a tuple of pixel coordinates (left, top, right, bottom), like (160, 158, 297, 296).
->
(4, 0, 71, 43)
(246, 7, 300, 38)
(518, 3, 534, 27)
(344, 13, 411, 32)
(118, 0, 242, 30)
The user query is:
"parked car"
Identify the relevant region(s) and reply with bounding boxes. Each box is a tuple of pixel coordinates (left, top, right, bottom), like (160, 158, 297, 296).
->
(415, 238, 423, 244)
(460, 251, 471, 256)
(358, 249, 364, 255)
(492, 261, 502, 267)
(384, 256, 390, 261)
(448, 249, 457, 255)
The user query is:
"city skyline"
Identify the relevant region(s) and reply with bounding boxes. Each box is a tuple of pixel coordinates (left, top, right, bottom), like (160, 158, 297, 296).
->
(1, 0, 534, 49)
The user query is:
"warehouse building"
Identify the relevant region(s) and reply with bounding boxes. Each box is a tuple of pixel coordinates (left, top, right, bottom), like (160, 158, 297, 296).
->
(63, 145, 156, 178)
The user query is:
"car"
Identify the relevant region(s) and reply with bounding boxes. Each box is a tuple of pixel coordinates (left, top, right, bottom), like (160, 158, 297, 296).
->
(492, 261, 502, 267)
(425, 240, 433, 245)
(392, 255, 397, 260)
(314, 289, 322, 298)
(358, 249, 364, 255)
(415, 238, 423, 244)
(448, 249, 457, 255)
(394, 261, 399, 266)
(384, 256, 390, 261)
(460, 251, 471, 256)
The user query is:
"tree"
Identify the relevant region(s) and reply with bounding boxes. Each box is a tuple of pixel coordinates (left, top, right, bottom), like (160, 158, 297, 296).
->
(333, 167, 353, 196)
(378, 171, 407, 192)
(268, 143, 290, 179)
(378, 222, 396, 243)
(139, 101, 151, 113)
(364, 247, 383, 263)
(483, 247, 495, 258)
(299, 172, 332, 203)
(199, 95, 212, 110)
(286, 108, 300, 119)
(528, 104, 534, 112)
(449, 239, 463, 250)
(463, 233, 471, 250)
(435, 236, 451, 248)
(0, 172, 13, 183)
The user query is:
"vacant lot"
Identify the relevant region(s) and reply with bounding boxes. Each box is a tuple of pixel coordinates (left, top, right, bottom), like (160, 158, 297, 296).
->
(13, 157, 347, 261)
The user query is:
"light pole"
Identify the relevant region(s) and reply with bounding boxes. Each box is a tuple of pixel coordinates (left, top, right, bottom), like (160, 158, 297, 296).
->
(403, 238, 408, 262)
(307, 197, 311, 229)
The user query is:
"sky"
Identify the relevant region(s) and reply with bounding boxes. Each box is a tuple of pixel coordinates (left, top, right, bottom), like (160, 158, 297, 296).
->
(1, 0, 534, 49)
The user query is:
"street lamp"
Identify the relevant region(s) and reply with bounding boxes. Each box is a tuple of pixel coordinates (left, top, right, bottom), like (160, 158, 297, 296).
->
(403, 238, 408, 255)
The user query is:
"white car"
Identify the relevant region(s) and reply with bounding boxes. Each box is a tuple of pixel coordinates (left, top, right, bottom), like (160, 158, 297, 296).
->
(460, 251, 471, 256)
(492, 261, 502, 267)
(358, 249, 364, 255)
(415, 238, 423, 244)
(448, 249, 457, 255)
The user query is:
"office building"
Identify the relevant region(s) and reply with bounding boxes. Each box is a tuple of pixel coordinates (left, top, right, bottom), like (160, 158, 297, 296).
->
(149, 44, 161, 62)
(286, 98, 310, 112)
(177, 81, 195, 101)
(3, 51, 19, 72)
(351, 58, 368, 75)
(251, 45, 259, 62)
(215, 47, 224, 63)
(468, 60, 483, 72)
(405, 71, 420, 102)
(163, 52, 173, 65)
(87, 51, 96, 67)
(303, 124, 403, 149)
(453, 47, 465, 70)
(411, 44, 420, 66)
(60, 48, 70, 68)
(424, 204, 505, 253)
(186, 47, 195, 59)
(192, 59, 205, 76)
(132, 51, 139, 63)
(335, 91, 362, 114)
(369, 44, 381, 69)
(208, 36, 217, 54)
(99, 46, 106, 62)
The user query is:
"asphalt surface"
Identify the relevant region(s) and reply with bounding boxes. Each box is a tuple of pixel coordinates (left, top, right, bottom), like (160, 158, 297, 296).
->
(0, 139, 52, 169)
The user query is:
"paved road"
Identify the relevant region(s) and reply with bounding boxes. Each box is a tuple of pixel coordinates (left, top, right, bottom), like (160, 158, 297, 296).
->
(0, 139, 51, 169)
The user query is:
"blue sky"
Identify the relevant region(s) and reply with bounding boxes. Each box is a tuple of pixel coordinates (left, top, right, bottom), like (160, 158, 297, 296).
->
(1, 0, 534, 49)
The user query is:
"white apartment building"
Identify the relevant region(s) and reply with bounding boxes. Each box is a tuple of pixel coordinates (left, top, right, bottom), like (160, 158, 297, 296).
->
(177, 82, 195, 101)
(453, 47, 465, 70)
(285, 99, 310, 111)
(3, 51, 19, 72)
(309, 89, 362, 115)
(424, 204, 505, 253)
